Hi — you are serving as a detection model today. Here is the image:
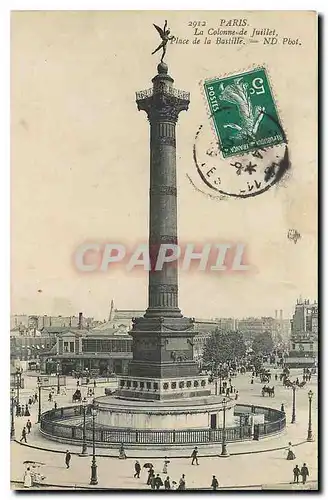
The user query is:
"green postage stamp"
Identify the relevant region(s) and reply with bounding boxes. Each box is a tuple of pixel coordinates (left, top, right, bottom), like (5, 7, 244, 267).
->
(204, 67, 285, 159)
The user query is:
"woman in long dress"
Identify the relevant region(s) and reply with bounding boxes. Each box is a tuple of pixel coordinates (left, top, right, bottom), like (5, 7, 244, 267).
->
(23, 467, 33, 488)
(162, 457, 170, 474)
(286, 442, 296, 460)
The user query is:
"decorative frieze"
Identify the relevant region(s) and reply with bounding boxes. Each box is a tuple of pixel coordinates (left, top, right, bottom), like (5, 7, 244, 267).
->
(149, 185, 177, 197)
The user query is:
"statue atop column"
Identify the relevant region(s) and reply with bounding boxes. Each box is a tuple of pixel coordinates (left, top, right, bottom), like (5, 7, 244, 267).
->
(151, 20, 174, 63)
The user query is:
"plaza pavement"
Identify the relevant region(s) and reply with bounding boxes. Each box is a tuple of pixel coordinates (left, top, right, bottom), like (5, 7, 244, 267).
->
(11, 368, 318, 490)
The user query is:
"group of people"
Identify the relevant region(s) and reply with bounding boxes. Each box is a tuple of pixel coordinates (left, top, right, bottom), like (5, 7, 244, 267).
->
(132, 449, 219, 490)
(286, 442, 310, 485)
(133, 457, 184, 490)
(220, 380, 238, 399)
(14, 391, 38, 417)
(15, 402, 31, 417)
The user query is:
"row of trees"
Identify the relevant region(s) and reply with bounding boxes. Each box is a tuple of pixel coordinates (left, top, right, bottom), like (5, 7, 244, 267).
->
(202, 328, 274, 368)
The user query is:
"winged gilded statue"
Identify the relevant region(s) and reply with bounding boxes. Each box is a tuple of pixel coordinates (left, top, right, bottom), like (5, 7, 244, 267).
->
(151, 20, 174, 63)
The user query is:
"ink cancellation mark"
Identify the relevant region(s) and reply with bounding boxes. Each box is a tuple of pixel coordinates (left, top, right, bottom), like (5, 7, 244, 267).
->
(193, 123, 290, 199)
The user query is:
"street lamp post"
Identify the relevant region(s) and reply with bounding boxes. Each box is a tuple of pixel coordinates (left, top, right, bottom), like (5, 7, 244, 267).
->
(90, 400, 98, 485)
(15, 368, 22, 416)
(214, 364, 218, 396)
(291, 383, 297, 424)
(307, 390, 314, 442)
(37, 380, 42, 423)
(80, 400, 88, 456)
(57, 363, 61, 395)
(219, 364, 222, 395)
(10, 389, 15, 440)
(219, 398, 230, 457)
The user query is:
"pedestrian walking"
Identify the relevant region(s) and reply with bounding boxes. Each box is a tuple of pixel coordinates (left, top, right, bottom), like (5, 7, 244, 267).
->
(164, 476, 171, 490)
(162, 456, 170, 474)
(191, 446, 199, 465)
(177, 474, 186, 490)
(65, 450, 71, 469)
(119, 442, 127, 459)
(235, 391, 239, 400)
(251, 377, 254, 385)
(23, 467, 33, 488)
(134, 461, 141, 478)
(24, 404, 30, 417)
(211, 475, 219, 490)
(154, 474, 163, 490)
(147, 466, 155, 485)
(28, 397, 33, 406)
(54, 401, 57, 410)
(149, 475, 156, 489)
(48, 392, 52, 402)
(26, 419, 32, 434)
(286, 442, 295, 460)
(300, 463, 309, 484)
(293, 465, 300, 483)
(20, 427, 27, 443)
(16, 404, 21, 417)
(281, 403, 285, 413)
(93, 379, 97, 388)
(34, 392, 38, 402)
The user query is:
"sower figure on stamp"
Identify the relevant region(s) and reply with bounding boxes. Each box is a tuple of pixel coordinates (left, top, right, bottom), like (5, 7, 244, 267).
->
(152, 21, 174, 63)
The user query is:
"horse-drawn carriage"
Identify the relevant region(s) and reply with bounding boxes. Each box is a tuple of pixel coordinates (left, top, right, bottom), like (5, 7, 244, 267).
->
(259, 368, 271, 383)
(72, 389, 82, 402)
(262, 385, 275, 397)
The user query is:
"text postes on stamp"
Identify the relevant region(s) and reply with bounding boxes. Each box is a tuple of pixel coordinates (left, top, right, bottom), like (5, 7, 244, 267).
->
(204, 67, 285, 158)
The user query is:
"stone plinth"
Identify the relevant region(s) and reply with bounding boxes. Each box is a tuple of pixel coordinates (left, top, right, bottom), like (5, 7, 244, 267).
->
(127, 316, 199, 383)
(117, 374, 211, 401)
(95, 394, 235, 430)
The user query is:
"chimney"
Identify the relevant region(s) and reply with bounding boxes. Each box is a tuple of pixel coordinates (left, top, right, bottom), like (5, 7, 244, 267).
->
(78, 312, 83, 330)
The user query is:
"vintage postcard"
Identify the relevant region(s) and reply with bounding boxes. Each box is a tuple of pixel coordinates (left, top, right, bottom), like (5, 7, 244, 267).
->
(11, 11, 318, 491)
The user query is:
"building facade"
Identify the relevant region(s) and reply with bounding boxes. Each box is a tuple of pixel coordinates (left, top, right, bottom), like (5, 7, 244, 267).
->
(285, 299, 318, 368)
(11, 313, 95, 331)
(40, 327, 133, 376)
(236, 316, 278, 342)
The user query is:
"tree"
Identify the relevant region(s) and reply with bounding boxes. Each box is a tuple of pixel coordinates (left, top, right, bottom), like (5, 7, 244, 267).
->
(251, 331, 274, 356)
(203, 329, 247, 367)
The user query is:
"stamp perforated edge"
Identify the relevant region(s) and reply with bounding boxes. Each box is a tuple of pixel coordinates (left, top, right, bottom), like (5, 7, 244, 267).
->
(198, 63, 289, 159)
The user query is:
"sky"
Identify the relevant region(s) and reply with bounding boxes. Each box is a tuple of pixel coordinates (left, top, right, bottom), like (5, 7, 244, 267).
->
(11, 11, 317, 321)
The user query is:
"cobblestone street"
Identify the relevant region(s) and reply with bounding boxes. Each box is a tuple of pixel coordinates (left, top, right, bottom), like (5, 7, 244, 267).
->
(11, 368, 318, 490)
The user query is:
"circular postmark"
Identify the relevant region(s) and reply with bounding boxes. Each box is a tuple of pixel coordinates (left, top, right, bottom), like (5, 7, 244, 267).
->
(192, 110, 290, 199)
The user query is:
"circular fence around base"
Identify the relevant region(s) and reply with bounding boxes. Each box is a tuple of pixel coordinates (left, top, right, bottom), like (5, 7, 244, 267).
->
(40, 404, 286, 446)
